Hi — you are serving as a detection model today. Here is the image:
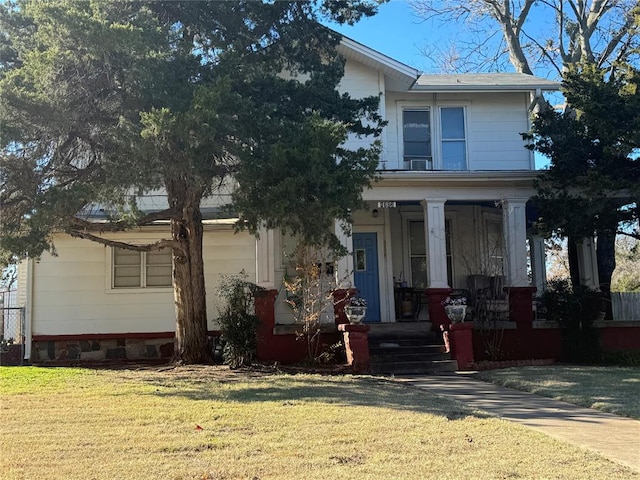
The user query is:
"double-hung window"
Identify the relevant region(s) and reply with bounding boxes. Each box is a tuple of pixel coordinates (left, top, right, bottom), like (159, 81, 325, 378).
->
(403, 109, 432, 171)
(408, 218, 454, 288)
(401, 106, 467, 171)
(112, 247, 172, 288)
(440, 107, 466, 170)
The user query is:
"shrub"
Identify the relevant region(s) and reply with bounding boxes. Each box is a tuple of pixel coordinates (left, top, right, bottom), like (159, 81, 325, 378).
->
(540, 279, 604, 363)
(216, 273, 263, 369)
(601, 350, 640, 366)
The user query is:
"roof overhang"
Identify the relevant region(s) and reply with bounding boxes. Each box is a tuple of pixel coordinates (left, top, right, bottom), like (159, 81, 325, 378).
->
(412, 73, 560, 93)
(337, 36, 420, 91)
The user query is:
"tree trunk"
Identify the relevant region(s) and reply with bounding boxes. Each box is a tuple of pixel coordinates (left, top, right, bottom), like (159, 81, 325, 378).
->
(596, 230, 616, 320)
(168, 179, 212, 364)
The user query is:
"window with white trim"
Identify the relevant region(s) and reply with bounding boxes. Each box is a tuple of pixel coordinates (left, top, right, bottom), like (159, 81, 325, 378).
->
(403, 109, 432, 171)
(112, 247, 172, 288)
(484, 217, 504, 276)
(408, 219, 454, 288)
(401, 106, 467, 171)
(440, 107, 467, 170)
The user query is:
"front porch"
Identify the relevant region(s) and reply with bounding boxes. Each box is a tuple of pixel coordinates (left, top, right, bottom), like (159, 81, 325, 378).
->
(339, 195, 544, 328)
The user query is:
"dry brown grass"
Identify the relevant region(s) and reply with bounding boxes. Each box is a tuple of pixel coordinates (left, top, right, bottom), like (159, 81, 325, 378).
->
(1, 365, 637, 480)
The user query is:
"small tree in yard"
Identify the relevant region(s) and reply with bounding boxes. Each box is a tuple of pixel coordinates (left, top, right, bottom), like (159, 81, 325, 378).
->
(0, 0, 382, 364)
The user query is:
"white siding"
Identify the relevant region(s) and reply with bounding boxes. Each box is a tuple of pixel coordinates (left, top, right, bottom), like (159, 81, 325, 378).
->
(31, 230, 256, 336)
(384, 92, 533, 171)
(339, 59, 381, 154)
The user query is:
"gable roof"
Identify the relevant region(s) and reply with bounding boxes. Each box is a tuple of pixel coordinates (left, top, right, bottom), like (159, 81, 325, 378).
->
(336, 35, 420, 91)
(336, 34, 560, 93)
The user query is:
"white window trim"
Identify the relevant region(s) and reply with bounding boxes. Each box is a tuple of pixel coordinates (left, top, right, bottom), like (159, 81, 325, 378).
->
(438, 106, 469, 171)
(481, 211, 505, 277)
(105, 247, 173, 294)
(399, 209, 456, 287)
(396, 100, 470, 171)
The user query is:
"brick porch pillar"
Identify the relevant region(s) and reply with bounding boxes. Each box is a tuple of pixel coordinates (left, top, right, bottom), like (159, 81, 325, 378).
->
(505, 286, 537, 329)
(331, 288, 358, 325)
(426, 287, 453, 331)
(338, 323, 371, 373)
(254, 289, 278, 361)
(449, 322, 474, 370)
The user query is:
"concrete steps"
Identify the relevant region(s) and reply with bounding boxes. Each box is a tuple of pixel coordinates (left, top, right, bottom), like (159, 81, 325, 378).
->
(367, 323, 458, 374)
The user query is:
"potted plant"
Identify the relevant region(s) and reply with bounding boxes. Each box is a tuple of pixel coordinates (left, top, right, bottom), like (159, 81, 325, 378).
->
(344, 297, 367, 324)
(443, 295, 467, 323)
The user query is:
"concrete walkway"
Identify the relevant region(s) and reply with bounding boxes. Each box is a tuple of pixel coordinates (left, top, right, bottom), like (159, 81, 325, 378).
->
(399, 373, 640, 472)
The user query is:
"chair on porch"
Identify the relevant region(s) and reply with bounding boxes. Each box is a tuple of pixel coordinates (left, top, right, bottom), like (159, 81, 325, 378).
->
(468, 274, 509, 322)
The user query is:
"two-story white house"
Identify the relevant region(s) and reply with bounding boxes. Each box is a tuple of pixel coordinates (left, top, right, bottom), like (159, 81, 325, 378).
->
(15, 35, 569, 364)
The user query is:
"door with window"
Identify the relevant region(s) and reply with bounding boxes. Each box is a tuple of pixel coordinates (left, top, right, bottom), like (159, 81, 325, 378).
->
(353, 233, 381, 323)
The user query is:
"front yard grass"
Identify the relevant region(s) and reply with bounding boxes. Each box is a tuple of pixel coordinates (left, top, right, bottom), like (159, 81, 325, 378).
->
(476, 365, 640, 419)
(1, 365, 637, 480)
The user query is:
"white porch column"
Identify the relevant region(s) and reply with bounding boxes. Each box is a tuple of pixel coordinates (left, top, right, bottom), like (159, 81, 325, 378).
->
(502, 198, 529, 287)
(576, 237, 599, 289)
(335, 220, 354, 288)
(421, 198, 449, 289)
(530, 235, 546, 294)
(255, 227, 276, 288)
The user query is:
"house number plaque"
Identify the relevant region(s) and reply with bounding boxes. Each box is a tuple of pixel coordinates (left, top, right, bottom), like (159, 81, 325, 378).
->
(377, 201, 397, 208)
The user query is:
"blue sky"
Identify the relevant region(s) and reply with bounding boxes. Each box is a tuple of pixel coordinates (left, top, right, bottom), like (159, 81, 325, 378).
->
(326, 1, 437, 71)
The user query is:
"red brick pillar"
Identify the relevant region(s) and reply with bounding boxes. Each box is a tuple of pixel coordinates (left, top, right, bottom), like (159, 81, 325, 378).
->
(449, 322, 474, 370)
(505, 286, 537, 329)
(337, 323, 371, 373)
(254, 289, 278, 361)
(332, 288, 358, 325)
(426, 287, 453, 331)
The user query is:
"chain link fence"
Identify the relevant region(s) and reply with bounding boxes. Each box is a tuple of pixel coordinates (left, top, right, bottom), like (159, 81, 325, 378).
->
(0, 291, 25, 365)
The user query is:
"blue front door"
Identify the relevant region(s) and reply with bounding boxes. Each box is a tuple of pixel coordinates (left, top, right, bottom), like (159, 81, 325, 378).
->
(353, 233, 381, 323)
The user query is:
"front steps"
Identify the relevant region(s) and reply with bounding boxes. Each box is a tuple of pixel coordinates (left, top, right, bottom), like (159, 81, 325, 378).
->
(367, 323, 458, 374)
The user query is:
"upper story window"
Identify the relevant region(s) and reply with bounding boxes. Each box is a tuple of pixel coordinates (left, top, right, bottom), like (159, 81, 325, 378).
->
(440, 107, 466, 171)
(403, 109, 432, 171)
(112, 247, 172, 288)
(401, 106, 467, 171)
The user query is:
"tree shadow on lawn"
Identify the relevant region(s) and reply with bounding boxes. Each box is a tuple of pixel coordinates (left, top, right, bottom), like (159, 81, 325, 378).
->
(115, 366, 488, 421)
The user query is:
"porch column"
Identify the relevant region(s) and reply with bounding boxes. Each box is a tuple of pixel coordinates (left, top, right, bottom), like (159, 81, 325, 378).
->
(421, 199, 452, 330)
(421, 198, 449, 289)
(576, 237, 599, 289)
(256, 227, 276, 288)
(501, 199, 529, 287)
(530, 235, 546, 295)
(335, 220, 354, 288)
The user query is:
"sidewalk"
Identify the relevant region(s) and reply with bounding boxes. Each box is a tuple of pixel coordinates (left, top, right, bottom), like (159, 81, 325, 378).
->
(399, 373, 640, 472)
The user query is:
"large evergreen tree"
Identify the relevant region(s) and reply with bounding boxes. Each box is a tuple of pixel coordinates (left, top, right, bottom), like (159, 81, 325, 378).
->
(526, 64, 640, 311)
(0, 0, 383, 363)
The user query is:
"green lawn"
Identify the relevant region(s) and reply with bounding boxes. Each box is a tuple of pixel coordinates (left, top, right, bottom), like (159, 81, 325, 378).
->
(476, 365, 640, 419)
(1, 365, 637, 480)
